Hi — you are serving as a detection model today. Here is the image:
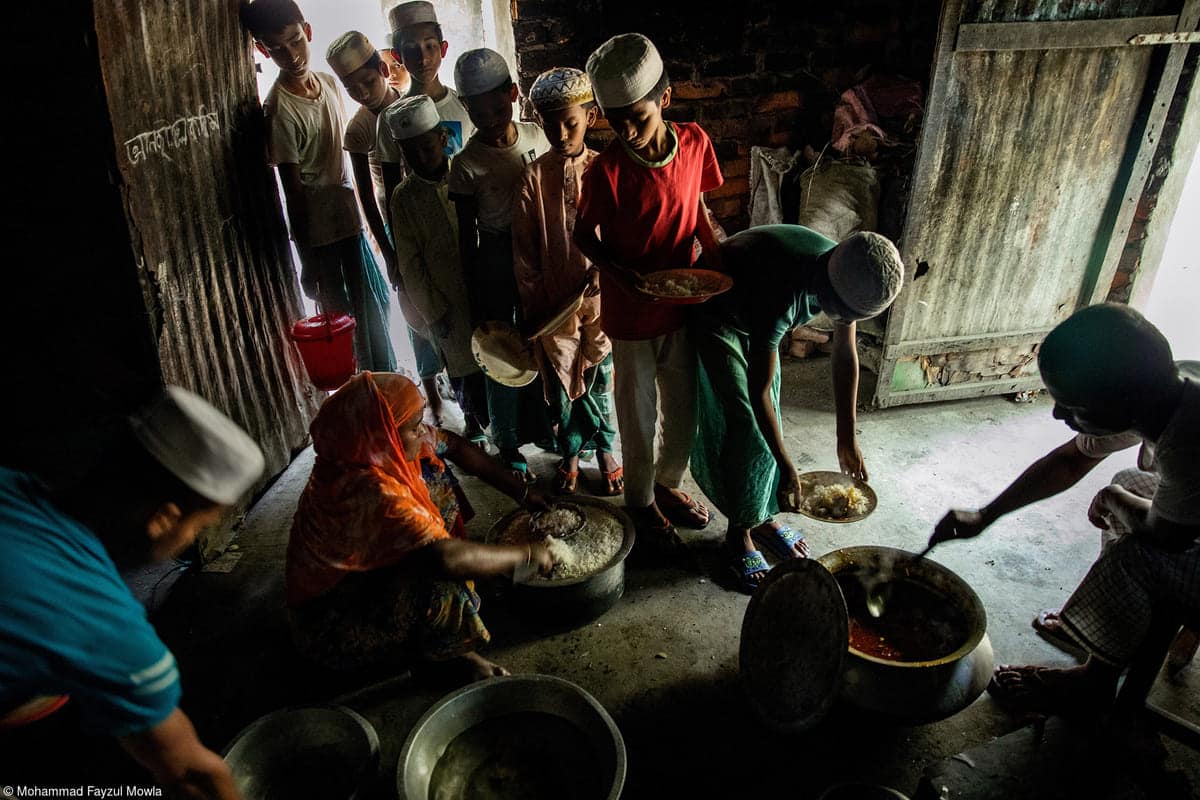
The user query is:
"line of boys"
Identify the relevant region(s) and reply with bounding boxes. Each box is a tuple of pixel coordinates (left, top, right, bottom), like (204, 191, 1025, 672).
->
(243, 0, 726, 545)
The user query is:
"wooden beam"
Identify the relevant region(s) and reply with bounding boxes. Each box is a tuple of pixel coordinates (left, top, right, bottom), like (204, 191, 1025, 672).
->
(874, 0, 965, 408)
(956, 16, 1178, 52)
(883, 329, 1052, 360)
(874, 376, 1044, 409)
(1085, 0, 1200, 307)
(1145, 700, 1200, 751)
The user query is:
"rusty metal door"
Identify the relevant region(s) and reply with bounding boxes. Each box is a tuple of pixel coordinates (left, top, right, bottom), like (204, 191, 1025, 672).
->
(875, 0, 1199, 407)
(92, 1, 322, 552)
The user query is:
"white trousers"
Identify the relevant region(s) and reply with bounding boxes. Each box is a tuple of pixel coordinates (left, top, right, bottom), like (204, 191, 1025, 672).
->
(611, 328, 697, 507)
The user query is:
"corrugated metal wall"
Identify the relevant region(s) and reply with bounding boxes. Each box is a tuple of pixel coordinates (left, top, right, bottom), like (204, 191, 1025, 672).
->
(92, 0, 320, 533)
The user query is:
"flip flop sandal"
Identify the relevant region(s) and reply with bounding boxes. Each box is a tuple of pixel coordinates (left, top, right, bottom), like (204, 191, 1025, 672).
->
(1032, 610, 1087, 659)
(730, 549, 771, 594)
(657, 490, 711, 530)
(750, 525, 807, 560)
(633, 515, 687, 556)
(599, 466, 625, 496)
(555, 466, 579, 494)
(504, 456, 538, 485)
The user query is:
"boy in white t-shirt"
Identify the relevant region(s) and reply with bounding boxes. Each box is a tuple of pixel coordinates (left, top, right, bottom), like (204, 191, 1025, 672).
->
(449, 48, 550, 480)
(328, 30, 457, 423)
(326, 31, 399, 277)
(241, 0, 394, 372)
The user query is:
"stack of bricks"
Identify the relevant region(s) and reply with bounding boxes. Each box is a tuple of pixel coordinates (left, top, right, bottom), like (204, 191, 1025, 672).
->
(510, 0, 937, 231)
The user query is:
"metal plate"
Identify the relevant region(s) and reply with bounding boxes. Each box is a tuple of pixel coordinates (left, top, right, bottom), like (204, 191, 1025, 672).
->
(530, 502, 587, 539)
(527, 285, 588, 339)
(739, 558, 847, 733)
(794, 470, 878, 523)
(636, 268, 733, 305)
(470, 321, 539, 388)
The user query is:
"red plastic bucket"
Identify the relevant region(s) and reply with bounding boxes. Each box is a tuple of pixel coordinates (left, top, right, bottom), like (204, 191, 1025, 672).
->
(291, 313, 357, 390)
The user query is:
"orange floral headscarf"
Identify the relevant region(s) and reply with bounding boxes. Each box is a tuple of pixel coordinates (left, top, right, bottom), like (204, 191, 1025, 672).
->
(286, 372, 448, 607)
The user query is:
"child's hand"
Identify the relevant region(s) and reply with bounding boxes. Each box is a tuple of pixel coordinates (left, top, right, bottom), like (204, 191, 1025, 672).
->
(584, 267, 601, 297)
(613, 265, 647, 297)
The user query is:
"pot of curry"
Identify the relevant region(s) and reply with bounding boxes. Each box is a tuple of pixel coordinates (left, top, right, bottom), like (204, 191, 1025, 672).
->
(817, 545, 994, 722)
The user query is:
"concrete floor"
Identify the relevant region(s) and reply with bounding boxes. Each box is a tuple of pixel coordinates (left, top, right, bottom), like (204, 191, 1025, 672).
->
(24, 358, 1200, 797)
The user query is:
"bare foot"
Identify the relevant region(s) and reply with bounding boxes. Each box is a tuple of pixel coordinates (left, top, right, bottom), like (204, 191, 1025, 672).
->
(988, 662, 1116, 712)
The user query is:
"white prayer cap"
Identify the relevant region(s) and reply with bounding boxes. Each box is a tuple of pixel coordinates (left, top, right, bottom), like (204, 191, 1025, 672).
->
(384, 94, 441, 141)
(530, 67, 594, 111)
(586, 33, 665, 110)
(131, 386, 265, 506)
(388, 1, 437, 33)
(326, 31, 376, 79)
(454, 48, 512, 97)
(826, 232, 905, 319)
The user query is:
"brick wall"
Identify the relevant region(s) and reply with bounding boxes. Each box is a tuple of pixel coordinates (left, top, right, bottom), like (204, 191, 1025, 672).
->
(510, 0, 938, 230)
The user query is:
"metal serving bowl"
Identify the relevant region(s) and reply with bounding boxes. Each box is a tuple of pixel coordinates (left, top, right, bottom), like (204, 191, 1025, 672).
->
(397, 674, 626, 800)
(222, 705, 380, 800)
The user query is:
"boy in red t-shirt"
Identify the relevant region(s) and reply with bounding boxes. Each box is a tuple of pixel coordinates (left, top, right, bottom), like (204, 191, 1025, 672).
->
(574, 33, 723, 546)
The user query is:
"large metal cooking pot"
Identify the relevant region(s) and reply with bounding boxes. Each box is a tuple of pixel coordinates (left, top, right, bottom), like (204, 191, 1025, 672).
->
(397, 674, 626, 800)
(741, 546, 994, 731)
(487, 496, 635, 627)
(818, 545, 994, 721)
(223, 704, 379, 799)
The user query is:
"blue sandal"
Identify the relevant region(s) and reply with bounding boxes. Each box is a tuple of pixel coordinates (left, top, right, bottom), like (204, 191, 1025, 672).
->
(751, 525, 807, 561)
(731, 549, 771, 594)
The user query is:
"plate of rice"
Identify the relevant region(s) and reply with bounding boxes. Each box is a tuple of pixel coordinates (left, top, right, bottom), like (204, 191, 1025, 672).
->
(637, 269, 733, 305)
(793, 471, 877, 523)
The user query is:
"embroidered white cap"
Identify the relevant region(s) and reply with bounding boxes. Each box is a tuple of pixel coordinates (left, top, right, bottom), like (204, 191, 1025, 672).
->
(326, 31, 376, 79)
(454, 48, 512, 97)
(530, 67, 594, 111)
(586, 33, 665, 110)
(384, 93, 441, 141)
(130, 386, 265, 506)
(826, 232, 905, 319)
(388, 1, 437, 33)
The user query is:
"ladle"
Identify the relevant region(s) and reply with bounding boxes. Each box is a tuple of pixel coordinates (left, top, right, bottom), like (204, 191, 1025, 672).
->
(865, 541, 937, 618)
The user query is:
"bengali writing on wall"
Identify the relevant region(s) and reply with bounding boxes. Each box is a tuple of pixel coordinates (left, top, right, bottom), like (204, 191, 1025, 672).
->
(123, 105, 222, 166)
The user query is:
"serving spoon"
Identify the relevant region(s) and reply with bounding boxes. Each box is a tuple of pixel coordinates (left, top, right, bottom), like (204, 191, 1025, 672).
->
(865, 541, 937, 618)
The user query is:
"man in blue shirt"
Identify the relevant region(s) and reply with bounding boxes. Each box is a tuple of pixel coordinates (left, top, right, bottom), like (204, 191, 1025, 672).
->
(1, 387, 264, 798)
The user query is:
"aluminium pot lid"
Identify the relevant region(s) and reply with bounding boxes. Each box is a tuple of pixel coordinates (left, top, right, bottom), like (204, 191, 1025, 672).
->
(739, 558, 847, 733)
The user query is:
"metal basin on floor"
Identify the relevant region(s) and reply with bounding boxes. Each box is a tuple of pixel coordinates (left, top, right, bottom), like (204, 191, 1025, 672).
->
(397, 674, 625, 800)
(223, 704, 379, 799)
(487, 496, 635, 628)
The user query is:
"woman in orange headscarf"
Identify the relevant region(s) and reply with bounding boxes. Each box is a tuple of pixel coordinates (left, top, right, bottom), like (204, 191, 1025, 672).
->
(286, 372, 555, 679)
